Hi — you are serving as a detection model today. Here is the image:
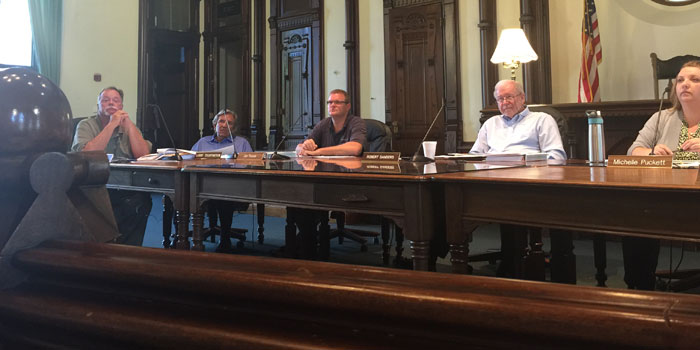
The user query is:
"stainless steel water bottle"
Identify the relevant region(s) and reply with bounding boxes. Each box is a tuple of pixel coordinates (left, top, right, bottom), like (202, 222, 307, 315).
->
(586, 110, 605, 166)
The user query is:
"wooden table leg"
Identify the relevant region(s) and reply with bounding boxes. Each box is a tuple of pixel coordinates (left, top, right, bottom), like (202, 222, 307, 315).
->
(162, 195, 173, 249)
(257, 203, 265, 244)
(450, 224, 476, 274)
(381, 218, 392, 266)
(410, 240, 431, 271)
(175, 208, 190, 250)
(524, 227, 546, 281)
(550, 229, 577, 284)
(394, 225, 406, 267)
(594, 234, 608, 287)
(284, 209, 297, 258)
(449, 242, 470, 274)
(318, 213, 330, 261)
(190, 210, 204, 251)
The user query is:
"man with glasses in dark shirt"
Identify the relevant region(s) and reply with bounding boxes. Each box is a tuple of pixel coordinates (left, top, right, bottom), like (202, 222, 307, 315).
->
(296, 89, 366, 156)
(290, 89, 366, 260)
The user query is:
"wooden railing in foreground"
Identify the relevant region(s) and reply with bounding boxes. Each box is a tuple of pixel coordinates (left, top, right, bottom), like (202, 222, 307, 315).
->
(2, 240, 700, 349)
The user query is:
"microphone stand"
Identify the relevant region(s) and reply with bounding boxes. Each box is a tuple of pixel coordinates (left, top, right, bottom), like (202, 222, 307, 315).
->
(650, 80, 672, 155)
(269, 135, 289, 160)
(221, 117, 237, 159)
(149, 104, 181, 161)
(410, 101, 445, 162)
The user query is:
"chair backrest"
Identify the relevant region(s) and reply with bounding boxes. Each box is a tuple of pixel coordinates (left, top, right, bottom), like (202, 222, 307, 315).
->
(71, 117, 87, 144)
(650, 53, 700, 99)
(363, 119, 392, 152)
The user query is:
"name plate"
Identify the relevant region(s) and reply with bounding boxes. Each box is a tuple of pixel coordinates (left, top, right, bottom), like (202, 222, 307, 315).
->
(361, 163, 401, 173)
(607, 155, 672, 168)
(362, 152, 401, 162)
(195, 151, 222, 159)
(237, 152, 266, 160)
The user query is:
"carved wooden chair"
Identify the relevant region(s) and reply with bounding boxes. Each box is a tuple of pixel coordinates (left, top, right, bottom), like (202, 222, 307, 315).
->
(650, 53, 700, 99)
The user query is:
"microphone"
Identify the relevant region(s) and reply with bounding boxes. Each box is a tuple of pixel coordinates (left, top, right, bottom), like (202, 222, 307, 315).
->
(650, 80, 672, 155)
(269, 135, 289, 160)
(147, 104, 181, 161)
(221, 115, 237, 159)
(410, 101, 445, 162)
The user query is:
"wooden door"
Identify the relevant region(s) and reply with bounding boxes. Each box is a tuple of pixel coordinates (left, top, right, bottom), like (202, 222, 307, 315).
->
(386, 3, 445, 156)
(139, 0, 200, 150)
(281, 27, 314, 150)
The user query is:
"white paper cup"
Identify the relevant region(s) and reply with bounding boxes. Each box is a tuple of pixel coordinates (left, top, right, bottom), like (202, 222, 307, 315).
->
(422, 141, 437, 159)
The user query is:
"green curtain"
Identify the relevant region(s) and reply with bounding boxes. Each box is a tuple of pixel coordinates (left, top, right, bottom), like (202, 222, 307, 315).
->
(28, 0, 62, 85)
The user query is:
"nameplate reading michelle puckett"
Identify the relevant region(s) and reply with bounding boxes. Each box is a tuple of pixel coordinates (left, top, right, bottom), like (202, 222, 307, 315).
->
(607, 155, 673, 168)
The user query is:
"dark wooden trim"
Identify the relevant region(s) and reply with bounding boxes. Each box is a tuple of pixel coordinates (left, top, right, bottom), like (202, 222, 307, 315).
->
(345, 0, 360, 116)
(268, 2, 280, 149)
(203, 0, 252, 139)
(520, 0, 552, 104)
(315, 1, 324, 127)
(202, 0, 214, 131)
(268, 0, 323, 146)
(253, 0, 267, 149)
(136, 0, 149, 130)
(5, 239, 700, 349)
(478, 0, 498, 108)
(442, 0, 460, 153)
(384, 0, 462, 153)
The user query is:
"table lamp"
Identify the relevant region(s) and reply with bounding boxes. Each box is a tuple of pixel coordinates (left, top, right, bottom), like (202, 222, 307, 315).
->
(490, 28, 538, 80)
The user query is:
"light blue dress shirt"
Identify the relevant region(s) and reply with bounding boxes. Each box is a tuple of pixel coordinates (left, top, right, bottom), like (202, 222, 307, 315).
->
(191, 135, 253, 153)
(469, 106, 567, 160)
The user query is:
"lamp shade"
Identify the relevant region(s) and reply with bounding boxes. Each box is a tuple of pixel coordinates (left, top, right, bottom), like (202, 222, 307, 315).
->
(490, 28, 538, 65)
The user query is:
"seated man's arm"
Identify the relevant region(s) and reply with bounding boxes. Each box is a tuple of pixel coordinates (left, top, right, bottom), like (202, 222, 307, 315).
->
(469, 124, 490, 154)
(303, 141, 363, 156)
(122, 117, 151, 158)
(296, 138, 318, 155)
(77, 117, 120, 152)
(538, 115, 567, 160)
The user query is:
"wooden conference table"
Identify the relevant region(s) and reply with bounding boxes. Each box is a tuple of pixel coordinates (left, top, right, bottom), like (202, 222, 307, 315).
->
(108, 157, 700, 273)
(434, 164, 700, 273)
(107, 157, 504, 270)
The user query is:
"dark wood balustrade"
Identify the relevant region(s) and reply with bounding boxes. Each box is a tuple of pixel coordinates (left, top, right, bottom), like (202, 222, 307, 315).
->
(1, 239, 699, 349)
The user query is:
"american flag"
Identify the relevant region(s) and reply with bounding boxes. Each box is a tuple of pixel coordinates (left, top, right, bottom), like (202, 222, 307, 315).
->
(578, 0, 602, 102)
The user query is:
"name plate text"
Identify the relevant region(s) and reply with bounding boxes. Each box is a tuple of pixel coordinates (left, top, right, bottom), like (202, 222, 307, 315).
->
(237, 152, 266, 160)
(195, 152, 222, 159)
(362, 152, 401, 162)
(361, 163, 401, 173)
(607, 155, 672, 168)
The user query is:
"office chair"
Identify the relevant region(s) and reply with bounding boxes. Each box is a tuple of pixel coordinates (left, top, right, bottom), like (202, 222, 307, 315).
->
(328, 119, 392, 252)
(651, 53, 700, 99)
(203, 200, 249, 251)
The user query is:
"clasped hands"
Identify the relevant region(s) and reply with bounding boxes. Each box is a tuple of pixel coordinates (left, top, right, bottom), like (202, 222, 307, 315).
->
(296, 139, 320, 156)
(108, 110, 135, 131)
(651, 138, 700, 155)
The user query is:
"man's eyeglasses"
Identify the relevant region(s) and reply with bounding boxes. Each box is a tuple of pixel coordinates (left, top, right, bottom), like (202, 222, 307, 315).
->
(100, 98, 122, 104)
(326, 100, 349, 105)
(495, 94, 521, 103)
